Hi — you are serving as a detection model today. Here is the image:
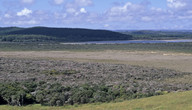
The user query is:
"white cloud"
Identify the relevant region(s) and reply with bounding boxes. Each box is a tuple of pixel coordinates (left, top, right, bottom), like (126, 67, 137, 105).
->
(17, 8, 32, 16)
(141, 16, 152, 21)
(109, 2, 132, 15)
(104, 24, 110, 28)
(80, 8, 87, 13)
(151, 7, 164, 12)
(108, 2, 145, 16)
(66, 8, 87, 16)
(75, 0, 92, 7)
(54, 0, 64, 5)
(21, 0, 34, 4)
(178, 15, 192, 19)
(64, 0, 92, 11)
(167, 0, 186, 8)
(13, 20, 38, 25)
(187, 10, 192, 14)
(66, 8, 76, 14)
(4, 14, 12, 18)
(2, 0, 192, 29)
(64, 0, 92, 16)
(4, 19, 38, 25)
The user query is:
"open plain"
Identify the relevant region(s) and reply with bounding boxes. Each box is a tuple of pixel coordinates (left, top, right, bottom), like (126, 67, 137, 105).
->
(1, 43, 192, 109)
(0, 50, 192, 73)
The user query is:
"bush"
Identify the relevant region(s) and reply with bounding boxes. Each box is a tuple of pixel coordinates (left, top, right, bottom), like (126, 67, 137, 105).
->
(42, 69, 79, 76)
(0, 82, 160, 106)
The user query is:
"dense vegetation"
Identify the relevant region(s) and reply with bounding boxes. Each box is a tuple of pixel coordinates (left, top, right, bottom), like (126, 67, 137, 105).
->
(120, 30, 192, 40)
(1, 27, 192, 43)
(0, 35, 57, 42)
(0, 82, 163, 106)
(0, 57, 192, 106)
(1, 90, 192, 110)
(0, 27, 132, 42)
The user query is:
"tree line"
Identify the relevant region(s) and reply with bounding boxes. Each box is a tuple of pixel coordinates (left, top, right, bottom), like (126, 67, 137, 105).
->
(0, 82, 167, 106)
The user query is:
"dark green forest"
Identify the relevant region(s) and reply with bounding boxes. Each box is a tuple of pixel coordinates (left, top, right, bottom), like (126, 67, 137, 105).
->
(0, 27, 132, 42)
(0, 82, 161, 106)
(120, 30, 192, 40)
(1, 27, 192, 42)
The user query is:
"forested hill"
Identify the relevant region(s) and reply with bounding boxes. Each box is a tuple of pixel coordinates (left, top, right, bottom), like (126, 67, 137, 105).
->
(119, 30, 192, 40)
(0, 27, 132, 42)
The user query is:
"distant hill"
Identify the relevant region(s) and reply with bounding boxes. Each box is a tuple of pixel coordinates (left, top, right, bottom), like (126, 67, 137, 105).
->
(119, 30, 192, 40)
(0, 27, 22, 34)
(0, 27, 132, 42)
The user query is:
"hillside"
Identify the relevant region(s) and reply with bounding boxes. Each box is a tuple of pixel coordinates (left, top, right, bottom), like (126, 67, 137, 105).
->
(0, 27, 132, 42)
(120, 30, 192, 40)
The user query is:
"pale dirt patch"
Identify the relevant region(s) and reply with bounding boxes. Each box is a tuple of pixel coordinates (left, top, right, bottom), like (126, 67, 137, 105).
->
(0, 50, 192, 72)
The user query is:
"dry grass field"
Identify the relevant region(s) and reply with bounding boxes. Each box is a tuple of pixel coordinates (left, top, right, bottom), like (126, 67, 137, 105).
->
(0, 50, 192, 73)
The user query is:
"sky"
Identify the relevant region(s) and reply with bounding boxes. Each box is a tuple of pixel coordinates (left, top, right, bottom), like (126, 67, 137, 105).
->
(0, 0, 192, 30)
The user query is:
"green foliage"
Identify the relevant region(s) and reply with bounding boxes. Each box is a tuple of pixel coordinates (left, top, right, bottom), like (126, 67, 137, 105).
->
(0, 42, 192, 53)
(0, 82, 162, 106)
(0, 35, 57, 42)
(121, 30, 192, 40)
(1, 91, 192, 110)
(0, 82, 37, 106)
(0, 83, 24, 106)
(155, 91, 169, 95)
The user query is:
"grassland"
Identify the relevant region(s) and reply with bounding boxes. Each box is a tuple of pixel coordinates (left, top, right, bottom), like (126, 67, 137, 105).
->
(1, 42, 192, 72)
(0, 42, 192, 53)
(1, 42, 192, 109)
(1, 49, 192, 73)
(0, 90, 192, 110)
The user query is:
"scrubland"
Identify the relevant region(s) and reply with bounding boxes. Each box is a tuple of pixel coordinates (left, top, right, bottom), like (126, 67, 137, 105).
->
(0, 42, 192, 109)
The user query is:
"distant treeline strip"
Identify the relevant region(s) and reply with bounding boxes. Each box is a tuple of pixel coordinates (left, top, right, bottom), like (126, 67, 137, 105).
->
(0, 42, 192, 53)
(0, 35, 58, 42)
(121, 30, 192, 40)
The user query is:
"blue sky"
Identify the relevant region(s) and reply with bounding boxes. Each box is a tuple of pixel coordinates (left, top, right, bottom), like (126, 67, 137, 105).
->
(0, 0, 192, 30)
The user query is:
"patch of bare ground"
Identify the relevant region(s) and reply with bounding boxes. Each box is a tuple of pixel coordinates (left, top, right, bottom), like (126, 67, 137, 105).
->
(0, 50, 192, 72)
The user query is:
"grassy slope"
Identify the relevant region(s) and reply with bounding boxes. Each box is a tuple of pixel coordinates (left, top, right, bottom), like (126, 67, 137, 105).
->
(1, 91, 192, 110)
